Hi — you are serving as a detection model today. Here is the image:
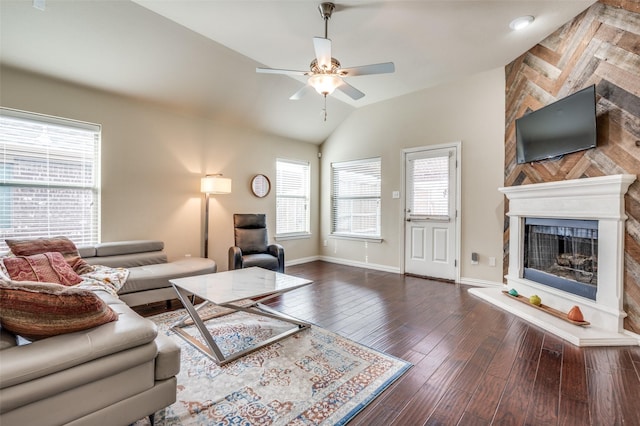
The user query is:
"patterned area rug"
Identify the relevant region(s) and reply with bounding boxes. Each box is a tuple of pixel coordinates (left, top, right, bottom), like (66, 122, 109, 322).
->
(138, 304, 411, 425)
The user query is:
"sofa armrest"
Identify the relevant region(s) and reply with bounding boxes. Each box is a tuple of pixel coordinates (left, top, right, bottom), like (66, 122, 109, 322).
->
(154, 334, 180, 381)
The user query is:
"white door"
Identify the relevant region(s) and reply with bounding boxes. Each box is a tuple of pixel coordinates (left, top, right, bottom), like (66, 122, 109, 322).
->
(404, 146, 458, 280)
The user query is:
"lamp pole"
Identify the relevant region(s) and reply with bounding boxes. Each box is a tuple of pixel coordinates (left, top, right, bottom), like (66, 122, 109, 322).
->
(201, 175, 232, 259)
(204, 191, 211, 258)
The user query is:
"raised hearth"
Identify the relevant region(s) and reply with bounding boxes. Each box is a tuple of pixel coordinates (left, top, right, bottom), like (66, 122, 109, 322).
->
(470, 174, 638, 346)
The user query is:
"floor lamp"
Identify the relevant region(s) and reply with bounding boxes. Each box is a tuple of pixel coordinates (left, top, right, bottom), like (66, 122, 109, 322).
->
(201, 174, 232, 258)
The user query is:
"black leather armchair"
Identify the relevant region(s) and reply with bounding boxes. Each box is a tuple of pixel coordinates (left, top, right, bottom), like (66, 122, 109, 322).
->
(228, 214, 284, 273)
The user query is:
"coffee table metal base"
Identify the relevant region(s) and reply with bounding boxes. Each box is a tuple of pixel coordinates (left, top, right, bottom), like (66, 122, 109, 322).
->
(171, 285, 310, 365)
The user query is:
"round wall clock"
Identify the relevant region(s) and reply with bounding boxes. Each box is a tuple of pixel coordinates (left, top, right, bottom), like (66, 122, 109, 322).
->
(251, 174, 271, 198)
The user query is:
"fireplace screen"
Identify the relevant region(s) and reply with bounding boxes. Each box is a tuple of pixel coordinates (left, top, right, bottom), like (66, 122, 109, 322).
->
(524, 218, 598, 300)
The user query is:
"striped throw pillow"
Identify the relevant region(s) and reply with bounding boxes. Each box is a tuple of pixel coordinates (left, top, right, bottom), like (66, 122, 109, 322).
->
(6, 236, 94, 275)
(3, 252, 83, 285)
(0, 281, 118, 340)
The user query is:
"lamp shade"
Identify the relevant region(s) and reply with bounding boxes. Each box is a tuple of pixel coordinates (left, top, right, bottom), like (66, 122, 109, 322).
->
(308, 74, 342, 96)
(201, 175, 232, 194)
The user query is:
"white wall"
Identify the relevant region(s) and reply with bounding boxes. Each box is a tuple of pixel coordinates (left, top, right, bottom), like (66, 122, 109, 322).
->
(1, 65, 506, 283)
(320, 68, 506, 284)
(0, 66, 320, 269)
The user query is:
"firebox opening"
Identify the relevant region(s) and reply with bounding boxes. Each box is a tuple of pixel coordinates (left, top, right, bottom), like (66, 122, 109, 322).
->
(523, 218, 598, 300)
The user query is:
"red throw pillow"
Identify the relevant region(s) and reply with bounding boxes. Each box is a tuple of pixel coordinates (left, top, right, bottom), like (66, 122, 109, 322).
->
(3, 252, 83, 286)
(0, 281, 118, 340)
(5, 236, 93, 275)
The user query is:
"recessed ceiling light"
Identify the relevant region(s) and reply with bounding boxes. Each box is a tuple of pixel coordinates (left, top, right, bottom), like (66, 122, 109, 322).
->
(510, 15, 535, 31)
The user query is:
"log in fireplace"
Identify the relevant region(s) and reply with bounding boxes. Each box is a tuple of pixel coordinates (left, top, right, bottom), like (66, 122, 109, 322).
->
(524, 218, 598, 300)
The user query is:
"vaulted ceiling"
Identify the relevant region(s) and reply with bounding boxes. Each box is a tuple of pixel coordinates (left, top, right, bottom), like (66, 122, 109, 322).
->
(1, 0, 596, 144)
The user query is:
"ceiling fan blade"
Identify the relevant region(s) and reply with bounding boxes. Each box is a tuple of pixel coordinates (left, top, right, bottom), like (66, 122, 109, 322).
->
(256, 67, 308, 76)
(337, 81, 365, 100)
(313, 37, 332, 71)
(289, 85, 314, 101)
(339, 62, 395, 77)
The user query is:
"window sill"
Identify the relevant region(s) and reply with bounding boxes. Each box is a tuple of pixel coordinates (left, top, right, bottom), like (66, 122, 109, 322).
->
(275, 233, 311, 241)
(329, 234, 383, 243)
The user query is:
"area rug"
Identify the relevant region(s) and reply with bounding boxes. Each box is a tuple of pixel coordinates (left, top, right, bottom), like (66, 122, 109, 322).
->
(137, 304, 411, 425)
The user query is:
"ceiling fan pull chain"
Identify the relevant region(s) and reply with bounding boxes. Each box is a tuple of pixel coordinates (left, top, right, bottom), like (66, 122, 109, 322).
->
(323, 94, 328, 122)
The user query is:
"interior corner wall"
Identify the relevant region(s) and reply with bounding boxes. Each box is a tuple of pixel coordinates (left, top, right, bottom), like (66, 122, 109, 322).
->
(0, 66, 320, 269)
(503, 0, 640, 332)
(320, 68, 506, 284)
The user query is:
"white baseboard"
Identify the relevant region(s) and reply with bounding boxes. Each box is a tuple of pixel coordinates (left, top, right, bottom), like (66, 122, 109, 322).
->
(285, 256, 322, 267)
(458, 277, 504, 288)
(314, 256, 402, 274)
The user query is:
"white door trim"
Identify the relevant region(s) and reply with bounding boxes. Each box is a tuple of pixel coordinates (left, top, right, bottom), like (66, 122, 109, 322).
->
(400, 141, 461, 283)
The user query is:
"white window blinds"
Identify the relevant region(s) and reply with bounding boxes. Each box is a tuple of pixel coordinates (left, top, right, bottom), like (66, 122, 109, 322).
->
(0, 108, 100, 251)
(276, 159, 310, 237)
(331, 158, 381, 238)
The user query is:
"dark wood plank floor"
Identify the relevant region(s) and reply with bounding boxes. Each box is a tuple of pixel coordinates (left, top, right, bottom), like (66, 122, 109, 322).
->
(134, 261, 640, 426)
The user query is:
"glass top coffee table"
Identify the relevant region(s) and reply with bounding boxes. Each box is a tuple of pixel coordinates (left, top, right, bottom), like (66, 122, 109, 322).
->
(169, 267, 312, 365)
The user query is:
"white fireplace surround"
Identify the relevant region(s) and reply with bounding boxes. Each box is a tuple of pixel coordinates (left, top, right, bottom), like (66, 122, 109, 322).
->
(469, 174, 638, 346)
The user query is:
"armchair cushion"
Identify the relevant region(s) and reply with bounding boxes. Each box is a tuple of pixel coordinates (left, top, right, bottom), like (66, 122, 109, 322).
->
(234, 228, 268, 254)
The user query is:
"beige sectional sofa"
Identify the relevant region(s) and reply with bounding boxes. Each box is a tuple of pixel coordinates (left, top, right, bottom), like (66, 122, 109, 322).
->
(0, 239, 218, 425)
(0, 289, 180, 426)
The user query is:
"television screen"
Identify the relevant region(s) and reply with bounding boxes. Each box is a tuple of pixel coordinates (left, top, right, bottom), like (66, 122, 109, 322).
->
(515, 85, 597, 164)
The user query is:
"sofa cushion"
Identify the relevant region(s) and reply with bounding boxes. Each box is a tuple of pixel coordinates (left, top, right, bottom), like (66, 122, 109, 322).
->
(77, 246, 97, 258)
(95, 240, 164, 257)
(3, 252, 83, 286)
(84, 251, 167, 269)
(118, 257, 217, 295)
(5, 236, 94, 275)
(0, 281, 118, 340)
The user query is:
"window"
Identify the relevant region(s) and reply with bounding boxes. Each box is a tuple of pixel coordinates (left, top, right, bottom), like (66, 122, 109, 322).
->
(408, 154, 450, 218)
(331, 157, 381, 238)
(0, 108, 101, 251)
(276, 159, 310, 237)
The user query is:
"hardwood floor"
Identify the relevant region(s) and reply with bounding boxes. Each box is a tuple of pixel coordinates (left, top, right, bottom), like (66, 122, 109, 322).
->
(134, 261, 640, 425)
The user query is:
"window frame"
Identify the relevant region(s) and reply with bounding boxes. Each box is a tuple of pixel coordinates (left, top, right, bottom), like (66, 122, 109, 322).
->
(275, 158, 311, 240)
(330, 157, 382, 241)
(0, 107, 101, 251)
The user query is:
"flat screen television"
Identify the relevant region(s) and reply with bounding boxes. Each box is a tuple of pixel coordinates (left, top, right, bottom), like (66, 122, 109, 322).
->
(515, 85, 597, 164)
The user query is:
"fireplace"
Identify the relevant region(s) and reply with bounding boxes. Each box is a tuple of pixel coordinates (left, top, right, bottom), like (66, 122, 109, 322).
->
(524, 218, 598, 300)
(469, 174, 637, 346)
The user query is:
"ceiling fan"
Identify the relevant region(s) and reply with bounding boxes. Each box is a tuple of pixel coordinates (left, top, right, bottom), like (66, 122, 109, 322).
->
(256, 2, 395, 118)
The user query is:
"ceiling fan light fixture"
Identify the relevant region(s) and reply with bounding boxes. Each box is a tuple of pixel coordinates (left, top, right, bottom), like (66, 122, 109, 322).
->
(308, 74, 341, 96)
(509, 15, 534, 30)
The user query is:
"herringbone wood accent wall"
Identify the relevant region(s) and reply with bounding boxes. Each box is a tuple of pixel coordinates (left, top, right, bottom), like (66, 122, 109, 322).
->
(504, 0, 640, 333)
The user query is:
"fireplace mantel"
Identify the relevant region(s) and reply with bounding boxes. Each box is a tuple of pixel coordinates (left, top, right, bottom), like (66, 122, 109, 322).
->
(470, 174, 638, 346)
